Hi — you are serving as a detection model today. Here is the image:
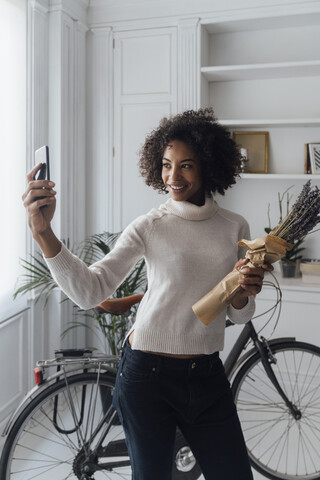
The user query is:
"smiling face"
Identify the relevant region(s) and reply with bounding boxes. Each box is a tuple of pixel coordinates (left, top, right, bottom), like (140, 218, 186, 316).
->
(162, 140, 205, 206)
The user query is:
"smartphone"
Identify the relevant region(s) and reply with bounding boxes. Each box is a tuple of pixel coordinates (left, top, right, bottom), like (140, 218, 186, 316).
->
(34, 146, 50, 181)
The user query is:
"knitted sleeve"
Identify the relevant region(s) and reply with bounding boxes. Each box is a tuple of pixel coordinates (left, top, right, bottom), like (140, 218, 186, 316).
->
(44, 216, 147, 310)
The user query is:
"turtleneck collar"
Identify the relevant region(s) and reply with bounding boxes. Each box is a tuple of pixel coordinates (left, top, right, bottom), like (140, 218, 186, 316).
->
(159, 195, 218, 221)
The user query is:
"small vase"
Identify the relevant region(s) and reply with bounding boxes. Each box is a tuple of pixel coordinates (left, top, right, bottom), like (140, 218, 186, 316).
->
(280, 260, 301, 278)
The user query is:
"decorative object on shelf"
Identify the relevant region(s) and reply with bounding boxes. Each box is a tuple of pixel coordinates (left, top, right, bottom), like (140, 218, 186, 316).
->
(238, 147, 249, 173)
(233, 131, 268, 173)
(193, 180, 320, 325)
(265, 186, 305, 278)
(279, 259, 302, 278)
(14, 232, 147, 355)
(309, 143, 320, 174)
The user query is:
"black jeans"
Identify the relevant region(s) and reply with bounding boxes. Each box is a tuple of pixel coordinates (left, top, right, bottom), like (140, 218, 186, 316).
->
(113, 340, 253, 480)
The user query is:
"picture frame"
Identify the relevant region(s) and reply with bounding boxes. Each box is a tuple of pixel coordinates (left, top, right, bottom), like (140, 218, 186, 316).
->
(233, 131, 269, 174)
(309, 143, 320, 174)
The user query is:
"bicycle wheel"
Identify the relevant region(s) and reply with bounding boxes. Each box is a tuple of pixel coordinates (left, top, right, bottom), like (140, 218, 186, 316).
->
(232, 341, 320, 480)
(0, 372, 131, 480)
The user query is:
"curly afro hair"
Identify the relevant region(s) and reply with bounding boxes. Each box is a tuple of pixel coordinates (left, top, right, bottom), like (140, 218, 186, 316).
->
(139, 108, 241, 196)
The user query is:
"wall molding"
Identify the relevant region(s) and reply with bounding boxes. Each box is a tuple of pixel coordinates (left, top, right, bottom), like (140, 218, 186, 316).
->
(49, 0, 89, 26)
(86, 27, 114, 234)
(177, 18, 200, 112)
(87, 0, 320, 28)
(0, 311, 30, 424)
(28, 0, 49, 15)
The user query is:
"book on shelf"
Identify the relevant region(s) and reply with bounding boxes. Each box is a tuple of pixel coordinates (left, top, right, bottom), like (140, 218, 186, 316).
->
(304, 143, 312, 174)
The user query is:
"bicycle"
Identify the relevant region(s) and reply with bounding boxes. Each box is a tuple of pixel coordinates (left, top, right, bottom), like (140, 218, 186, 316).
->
(1, 292, 320, 480)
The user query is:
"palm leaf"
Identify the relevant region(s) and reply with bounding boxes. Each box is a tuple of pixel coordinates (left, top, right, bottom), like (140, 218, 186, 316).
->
(76, 232, 121, 265)
(15, 230, 147, 354)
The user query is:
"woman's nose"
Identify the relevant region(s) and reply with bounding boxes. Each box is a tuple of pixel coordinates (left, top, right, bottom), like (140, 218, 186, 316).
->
(170, 167, 181, 181)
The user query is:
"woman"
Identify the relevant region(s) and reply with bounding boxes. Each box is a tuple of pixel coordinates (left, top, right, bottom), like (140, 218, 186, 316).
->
(23, 108, 271, 479)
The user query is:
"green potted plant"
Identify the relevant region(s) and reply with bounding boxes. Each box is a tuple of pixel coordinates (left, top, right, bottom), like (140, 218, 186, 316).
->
(265, 187, 305, 278)
(14, 232, 147, 354)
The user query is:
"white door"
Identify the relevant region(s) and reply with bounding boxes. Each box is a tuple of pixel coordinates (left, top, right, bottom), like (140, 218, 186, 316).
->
(113, 27, 178, 231)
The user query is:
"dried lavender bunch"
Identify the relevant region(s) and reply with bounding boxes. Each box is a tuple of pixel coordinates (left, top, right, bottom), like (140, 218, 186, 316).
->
(270, 180, 320, 243)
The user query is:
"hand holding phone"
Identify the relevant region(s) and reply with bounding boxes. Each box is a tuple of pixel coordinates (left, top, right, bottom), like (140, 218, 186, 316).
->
(23, 146, 61, 257)
(34, 146, 50, 181)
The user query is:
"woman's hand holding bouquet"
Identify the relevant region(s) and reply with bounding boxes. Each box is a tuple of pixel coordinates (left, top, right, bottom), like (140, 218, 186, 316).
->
(230, 258, 273, 310)
(193, 181, 320, 325)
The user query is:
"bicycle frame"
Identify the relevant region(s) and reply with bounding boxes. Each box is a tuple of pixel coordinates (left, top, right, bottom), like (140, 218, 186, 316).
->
(223, 319, 295, 379)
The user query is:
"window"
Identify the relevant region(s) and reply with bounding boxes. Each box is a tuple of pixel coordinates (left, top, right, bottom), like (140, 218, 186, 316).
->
(0, 0, 27, 315)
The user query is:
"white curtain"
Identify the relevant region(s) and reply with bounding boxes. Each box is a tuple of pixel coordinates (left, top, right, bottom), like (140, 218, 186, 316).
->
(0, 0, 27, 312)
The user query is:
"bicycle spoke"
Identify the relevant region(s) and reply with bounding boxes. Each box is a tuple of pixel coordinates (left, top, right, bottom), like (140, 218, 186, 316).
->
(246, 412, 289, 451)
(257, 415, 295, 467)
(11, 446, 73, 480)
(37, 403, 79, 453)
(17, 428, 73, 450)
(15, 443, 73, 465)
(301, 365, 320, 411)
(1, 373, 131, 480)
(14, 461, 71, 480)
(296, 421, 306, 476)
(293, 350, 311, 407)
(275, 419, 292, 474)
(240, 366, 289, 409)
(62, 370, 88, 451)
(299, 418, 320, 461)
(83, 373, 96, 442)
(234, 343, 320, 479)
(256, 363, 289, 400)
(300, 356, 320, 401)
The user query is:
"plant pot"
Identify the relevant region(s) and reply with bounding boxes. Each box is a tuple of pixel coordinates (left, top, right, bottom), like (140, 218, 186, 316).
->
(280, 260, 301, 278)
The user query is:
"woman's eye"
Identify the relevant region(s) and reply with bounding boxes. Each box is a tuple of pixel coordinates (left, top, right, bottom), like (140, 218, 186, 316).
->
(182, 164, 192, 169)
(162, 163, 170, 169)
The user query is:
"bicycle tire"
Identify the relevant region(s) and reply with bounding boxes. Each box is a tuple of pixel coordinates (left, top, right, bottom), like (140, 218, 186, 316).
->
(0, 372, 131, 480)
(232, 341, 320, 480)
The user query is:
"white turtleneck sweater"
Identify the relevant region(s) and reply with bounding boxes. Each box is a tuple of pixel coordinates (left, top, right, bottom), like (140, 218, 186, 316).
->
(45, 196, 255, 354)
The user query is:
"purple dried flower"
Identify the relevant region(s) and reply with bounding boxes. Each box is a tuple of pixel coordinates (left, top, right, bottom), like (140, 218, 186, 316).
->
(270, 181, 320, 243)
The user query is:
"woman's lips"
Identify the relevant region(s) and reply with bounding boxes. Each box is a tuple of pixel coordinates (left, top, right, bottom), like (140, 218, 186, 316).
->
(169, 184, 187, 192)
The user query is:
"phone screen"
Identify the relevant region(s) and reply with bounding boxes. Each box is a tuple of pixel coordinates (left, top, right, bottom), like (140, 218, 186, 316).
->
(34, 146, 50, 181)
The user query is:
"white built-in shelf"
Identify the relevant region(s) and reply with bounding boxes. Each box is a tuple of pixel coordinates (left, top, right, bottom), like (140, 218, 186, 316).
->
(264, 272, 320, 293)
(240, 174, 320, 180)
(201, 60, 320, 82)
(220, 119, 320, 128)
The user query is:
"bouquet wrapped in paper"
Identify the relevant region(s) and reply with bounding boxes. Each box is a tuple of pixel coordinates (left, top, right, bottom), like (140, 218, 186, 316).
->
(192, 181, 320, 325)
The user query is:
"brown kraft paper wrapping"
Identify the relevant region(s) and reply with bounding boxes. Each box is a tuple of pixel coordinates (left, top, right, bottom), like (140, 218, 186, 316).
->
(192, 235, 292, 326)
